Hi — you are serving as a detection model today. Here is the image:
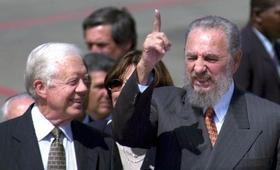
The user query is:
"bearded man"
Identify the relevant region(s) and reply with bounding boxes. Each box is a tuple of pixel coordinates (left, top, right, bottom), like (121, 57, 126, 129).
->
(112, 10, 280, 170)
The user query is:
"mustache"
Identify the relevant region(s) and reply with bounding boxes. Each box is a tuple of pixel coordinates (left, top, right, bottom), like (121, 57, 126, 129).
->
(190, 71, 212, 80)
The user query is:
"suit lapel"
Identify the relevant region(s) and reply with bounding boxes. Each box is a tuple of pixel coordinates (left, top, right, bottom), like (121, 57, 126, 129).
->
(207, 88, 262, 169)
(74, 140, 98, 170)
(11, 107, 44, 170)
(174, 95, 208, 155)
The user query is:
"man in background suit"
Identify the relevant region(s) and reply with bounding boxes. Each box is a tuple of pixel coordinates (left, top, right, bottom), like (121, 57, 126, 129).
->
(82, 53, 115, 131)
(0, 43, 121, 170)
(234, 0, 280, 104)
(112, 10, 280, 169)
(82, 6, 137, 60)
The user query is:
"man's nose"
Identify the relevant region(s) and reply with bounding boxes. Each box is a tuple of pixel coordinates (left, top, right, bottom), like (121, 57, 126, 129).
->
(193, 59, 207, 73)
(76, 79, 88, 93)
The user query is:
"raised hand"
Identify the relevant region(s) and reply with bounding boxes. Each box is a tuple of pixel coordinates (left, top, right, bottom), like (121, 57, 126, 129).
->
(137, 9, 171, 85)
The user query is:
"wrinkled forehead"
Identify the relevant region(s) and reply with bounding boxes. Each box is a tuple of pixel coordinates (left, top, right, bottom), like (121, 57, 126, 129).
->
(53, 55, 87, 77)
(185, 28, 228, 50)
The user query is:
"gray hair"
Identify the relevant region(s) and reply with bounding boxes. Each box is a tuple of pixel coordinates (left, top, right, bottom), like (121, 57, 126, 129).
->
(185, 16, 241, 57)
(24, 43, 83, 99)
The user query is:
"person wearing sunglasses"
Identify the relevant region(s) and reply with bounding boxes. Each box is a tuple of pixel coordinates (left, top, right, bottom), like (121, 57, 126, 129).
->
(104, 50, 174, 170)
(105, 50, 173, 107)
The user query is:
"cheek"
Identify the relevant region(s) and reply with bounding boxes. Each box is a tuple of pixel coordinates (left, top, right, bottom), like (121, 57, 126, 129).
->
(185, 62, 194, 73)
(111, 92, 118, 101)
(215, 64, 227, 74)
(90, 87, 102, 95)
(111, 92, 120, 105)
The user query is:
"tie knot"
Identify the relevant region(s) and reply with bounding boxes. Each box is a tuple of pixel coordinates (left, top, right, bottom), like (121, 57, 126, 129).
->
(205, 107, 215, 118)
(51, 127, 63, 140)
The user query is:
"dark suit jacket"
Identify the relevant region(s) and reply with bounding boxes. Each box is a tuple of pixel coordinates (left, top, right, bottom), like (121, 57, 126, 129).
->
(113, 72, 280, 170)
(87, 116, 112, 135)
(0, 105, 122, 170)
(234, 24, 280, 104)
(102, 122, 156, 170)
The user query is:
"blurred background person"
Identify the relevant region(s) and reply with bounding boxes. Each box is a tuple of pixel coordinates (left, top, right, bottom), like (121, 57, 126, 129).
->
(105, 50, 174, 170)
(1, 92, 34, 121)
(82, 53, 115, 131)
(82, 6, 137, 60)
(234, 0, 280, 104)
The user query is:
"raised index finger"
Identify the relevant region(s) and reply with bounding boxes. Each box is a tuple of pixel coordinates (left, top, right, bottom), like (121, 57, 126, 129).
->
(153, 9, 161, 32)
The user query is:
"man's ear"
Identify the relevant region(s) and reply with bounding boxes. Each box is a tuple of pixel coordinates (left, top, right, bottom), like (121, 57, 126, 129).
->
(33, 80, 47, 99)
(233, 49, 242, 74)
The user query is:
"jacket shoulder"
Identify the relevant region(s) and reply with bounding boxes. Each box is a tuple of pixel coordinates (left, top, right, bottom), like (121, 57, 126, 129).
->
(244, 92, 280, 118)
(71, 121, 114, 149)
(153, 86, 185, 97)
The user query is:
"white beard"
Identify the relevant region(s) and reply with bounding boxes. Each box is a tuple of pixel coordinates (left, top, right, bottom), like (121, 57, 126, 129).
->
(183, 62, 233, 108)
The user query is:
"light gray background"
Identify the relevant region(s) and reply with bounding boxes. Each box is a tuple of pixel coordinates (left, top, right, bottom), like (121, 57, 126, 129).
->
(0, 0, 249, 107)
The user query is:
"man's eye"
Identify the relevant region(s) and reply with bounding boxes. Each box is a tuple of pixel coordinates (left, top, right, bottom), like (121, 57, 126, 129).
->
(94, 84, 105, 89)
(97, 43, 107, 48)
(83, 77, 91, 86)
(68, 79, 79, 86)
(87, 42, 93, 49)
(205, 55, 219, 62)
(187, 55, 197, 61)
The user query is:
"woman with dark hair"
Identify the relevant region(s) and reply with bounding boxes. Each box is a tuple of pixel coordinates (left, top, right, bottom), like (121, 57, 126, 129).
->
(105, 50, 173, 106)
(105, 50, 174, 170)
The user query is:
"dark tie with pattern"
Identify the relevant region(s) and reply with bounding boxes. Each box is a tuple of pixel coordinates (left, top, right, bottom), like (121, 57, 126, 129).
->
(204, 107, 218, 146)
(47, 127, 66, 170)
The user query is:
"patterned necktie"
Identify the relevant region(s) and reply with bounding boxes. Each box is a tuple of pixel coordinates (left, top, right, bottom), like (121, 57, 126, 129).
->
(47, 127, 66, 170)
(204, 107, 218, 146)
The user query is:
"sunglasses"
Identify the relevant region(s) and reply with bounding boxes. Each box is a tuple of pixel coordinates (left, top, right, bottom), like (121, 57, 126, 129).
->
(107, 79, 125, 92)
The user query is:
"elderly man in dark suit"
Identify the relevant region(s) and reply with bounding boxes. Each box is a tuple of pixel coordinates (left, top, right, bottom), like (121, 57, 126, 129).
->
(112, 10, 280, 169)
(234, 0, 280, 104)
(0, 43, 121, 170)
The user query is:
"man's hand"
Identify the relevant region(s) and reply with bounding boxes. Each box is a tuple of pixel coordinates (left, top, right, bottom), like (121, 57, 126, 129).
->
(137, 9, 171, 85)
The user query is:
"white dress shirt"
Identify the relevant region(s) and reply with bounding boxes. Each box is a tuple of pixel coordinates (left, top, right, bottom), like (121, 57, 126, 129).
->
(31, 106, 78, 170)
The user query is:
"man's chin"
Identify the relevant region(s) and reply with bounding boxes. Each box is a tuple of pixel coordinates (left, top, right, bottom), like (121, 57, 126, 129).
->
(67, 106, 84, 115)
(98, 109, 111, 115)
(193, 86, 212, 94)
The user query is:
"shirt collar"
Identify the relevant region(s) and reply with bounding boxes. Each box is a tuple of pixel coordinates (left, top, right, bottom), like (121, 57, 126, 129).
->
(82, 114, 91, 124)
(253, 27, 275, 57)
(31, 105, 73, 142)
(84, 113, 112, 123)
(204, 82, 234, 123)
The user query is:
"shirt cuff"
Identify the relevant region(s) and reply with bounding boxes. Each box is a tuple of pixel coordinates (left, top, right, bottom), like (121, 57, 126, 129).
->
(137, 73, 154, 93)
